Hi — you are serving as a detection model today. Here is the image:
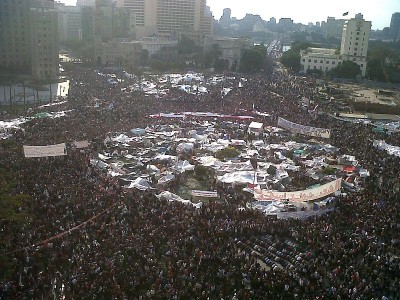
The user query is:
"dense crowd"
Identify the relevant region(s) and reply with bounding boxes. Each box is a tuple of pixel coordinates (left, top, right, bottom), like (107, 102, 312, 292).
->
(0, 65, 399, 299)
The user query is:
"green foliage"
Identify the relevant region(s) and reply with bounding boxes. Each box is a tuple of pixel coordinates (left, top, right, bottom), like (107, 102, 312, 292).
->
(239, 48, 264, 72)
(280, 50, 301, 72)
(194, 165, 209, 180)
(322, 167, 336, 175)
(366, 40, 400, 82)
(329, 60, 360, 79)
(215, 147, 240, 160)
(239, 44, 273, 73)
(177, 35, 196, 54)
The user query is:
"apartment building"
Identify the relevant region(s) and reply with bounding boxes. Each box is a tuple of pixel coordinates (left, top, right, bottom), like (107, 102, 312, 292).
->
(301, 13, 371, 77)
(116, 0, 213, 40)
(0, 0, 59, 80)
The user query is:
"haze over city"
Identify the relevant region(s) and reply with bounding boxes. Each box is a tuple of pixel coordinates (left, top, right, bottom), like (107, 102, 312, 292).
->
(58, 0, 399, 30)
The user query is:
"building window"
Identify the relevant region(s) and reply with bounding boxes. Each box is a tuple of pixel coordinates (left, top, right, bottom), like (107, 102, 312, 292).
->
(302, 59, 305, 62)
(314, 60, 317, 63)
(308, 59, 311, 62)
(320, 60, 323, 63)
(361, 64, 364, 67)
(332, 61, 336, 64)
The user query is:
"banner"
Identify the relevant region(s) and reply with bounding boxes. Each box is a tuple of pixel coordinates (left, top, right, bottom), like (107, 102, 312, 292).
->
(278, 117, 331, 138)
(191, 190, 218, 198)
(73, 140, 89, 149)
(254, 179, 341, 202)
(23, 143, 67, 158)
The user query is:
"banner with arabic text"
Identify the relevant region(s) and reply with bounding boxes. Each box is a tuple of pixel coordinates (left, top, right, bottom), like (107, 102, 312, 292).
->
(191, 190, 218, 198)
(278, 117, 331, 138)
(254, 179, 341, 202)
(23, 143, 67, 158)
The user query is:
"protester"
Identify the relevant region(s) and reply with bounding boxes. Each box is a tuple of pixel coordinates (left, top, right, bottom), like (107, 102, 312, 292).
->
(0, 65, 399, 299)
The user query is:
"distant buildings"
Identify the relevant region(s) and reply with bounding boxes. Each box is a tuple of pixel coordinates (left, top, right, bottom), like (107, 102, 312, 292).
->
(101, 39, 142, 71)
(390, 12, 400, 41)
(322, 17, 345, 39)
(56, 4, 82, 42)
(116, 0, 213, 41)
(204, 36, 252, 70)
(0, 0, 59, 80)
(300, 13, 371, 77)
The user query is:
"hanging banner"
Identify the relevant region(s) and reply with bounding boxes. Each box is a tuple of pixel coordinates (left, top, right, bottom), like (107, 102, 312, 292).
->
(254, 179, 341, 202)
(23, 143, 67, 158)
(191, 190, 218, 198)
(278, 117, 331, 138)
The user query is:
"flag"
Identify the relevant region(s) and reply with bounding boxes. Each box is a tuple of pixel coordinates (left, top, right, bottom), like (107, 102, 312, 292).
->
(342, 12, 349, 16)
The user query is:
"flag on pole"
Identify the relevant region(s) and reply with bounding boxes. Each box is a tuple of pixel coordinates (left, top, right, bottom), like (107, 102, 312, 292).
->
(342, 12, 349, 16)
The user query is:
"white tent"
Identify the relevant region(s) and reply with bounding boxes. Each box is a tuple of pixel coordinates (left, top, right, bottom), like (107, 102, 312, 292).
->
(158, 173, 175, 185)
(127, 177, 151, 190)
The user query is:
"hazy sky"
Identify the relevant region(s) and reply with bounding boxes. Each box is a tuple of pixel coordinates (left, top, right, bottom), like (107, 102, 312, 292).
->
(59, 0, 399, 30)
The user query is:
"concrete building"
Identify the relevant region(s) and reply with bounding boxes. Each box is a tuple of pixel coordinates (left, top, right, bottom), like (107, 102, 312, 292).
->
(300, 13, 371, 77)
(204, 36, 252, 70)
(101, 39, 142, 71)
(0, 0, 32, 74)
(116, 0, 213, 40)
(77, 0, 96, 6)
(30, 0, 59, 80)
(278, 18, 294, 31)
(56, 4, 83, 42)
(340, 13, 371, 75)
(322, 17, 345, 38)
(0, 0, 59, 80)
(390, 12, 400, 41)
(139, 36, 178, 56)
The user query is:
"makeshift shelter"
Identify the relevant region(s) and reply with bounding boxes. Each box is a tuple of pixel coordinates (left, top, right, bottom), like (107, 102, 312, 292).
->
(248, 122, 264, 136)
(127, 177, 151, 190)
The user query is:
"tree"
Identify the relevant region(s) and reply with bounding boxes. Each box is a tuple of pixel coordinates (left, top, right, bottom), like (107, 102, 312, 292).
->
(177, 35, 196, 54)
(330, 60, 360, 79)
(280, 49, 301, 72)
(239, 45, 268, 73)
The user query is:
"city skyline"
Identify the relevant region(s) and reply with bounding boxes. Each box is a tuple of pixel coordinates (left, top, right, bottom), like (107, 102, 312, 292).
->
(57, 0, 399, 30)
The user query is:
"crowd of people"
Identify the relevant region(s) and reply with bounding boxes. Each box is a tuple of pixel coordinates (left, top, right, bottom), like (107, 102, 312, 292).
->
(0, 64, 399, 299)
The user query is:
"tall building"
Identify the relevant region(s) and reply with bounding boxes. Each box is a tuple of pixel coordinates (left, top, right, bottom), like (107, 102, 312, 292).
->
(390, 12, 400, 41)
(0, 0, 59, 80)
(116, 0, 213, 40)
(323, 17, 345, 38)
(300, 13, 371, 77)
(56, 3, 83, 42)
(340, 13, 371, 75)
(0, 0, 31, 74)
(30, 0, 59, 80)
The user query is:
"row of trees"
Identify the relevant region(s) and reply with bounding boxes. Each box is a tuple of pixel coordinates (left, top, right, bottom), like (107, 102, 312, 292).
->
(62, 36, 273, 74)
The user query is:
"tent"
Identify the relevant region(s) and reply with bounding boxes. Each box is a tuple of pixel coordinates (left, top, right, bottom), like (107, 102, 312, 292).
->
(127, 177, 151, 190)
(158, 173, 175, 185)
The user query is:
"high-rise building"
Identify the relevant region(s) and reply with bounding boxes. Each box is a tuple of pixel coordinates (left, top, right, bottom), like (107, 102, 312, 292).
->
(116, 0, 213, 40)
(300, 13, 371, 77)
(0, 0, 31, 74)
(340, 13, 371, 75)
(323, 17, 345, 38)
(30, 0, 59, 80)
(0, 0, 59, 80)
(56, 3, 83, 42)
(390, 12, 400, 41)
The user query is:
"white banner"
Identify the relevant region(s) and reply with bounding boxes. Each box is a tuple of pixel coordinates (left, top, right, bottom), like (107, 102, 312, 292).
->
(254, 179, 341, 202)
(191, 190, 218, 198)
(23, 143, 67, 158)
(278, 117, 331, 138)
(73, 140, 89, 149)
